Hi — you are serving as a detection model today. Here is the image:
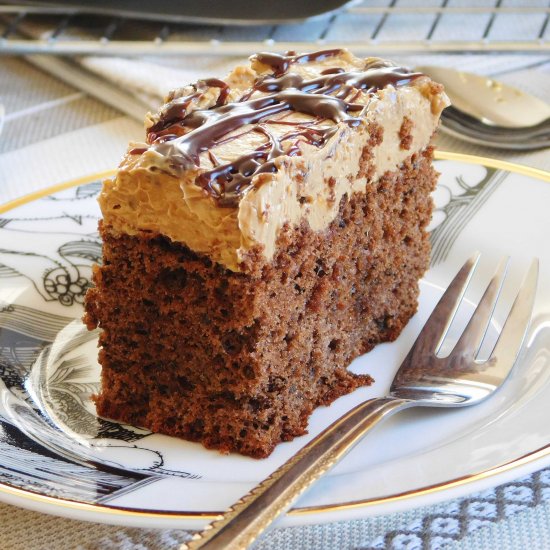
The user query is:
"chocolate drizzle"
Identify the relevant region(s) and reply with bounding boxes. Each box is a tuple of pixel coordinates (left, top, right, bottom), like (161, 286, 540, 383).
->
(252, 49, 345, 77)
(196, 123, 339, 206)
(145, 50, 423, 207)
(148, 78, 230, 141)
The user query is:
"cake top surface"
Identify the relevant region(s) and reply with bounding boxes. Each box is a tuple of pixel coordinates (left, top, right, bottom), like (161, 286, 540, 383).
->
(139, 49, 424, 206)
(101, 49, 449, 272)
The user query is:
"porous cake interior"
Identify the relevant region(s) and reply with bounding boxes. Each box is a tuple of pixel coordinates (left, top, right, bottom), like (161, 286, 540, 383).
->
(85, 145, 436, 458)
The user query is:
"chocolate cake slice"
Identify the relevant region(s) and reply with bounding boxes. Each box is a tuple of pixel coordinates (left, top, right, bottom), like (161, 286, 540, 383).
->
(84, 49, 449, 458)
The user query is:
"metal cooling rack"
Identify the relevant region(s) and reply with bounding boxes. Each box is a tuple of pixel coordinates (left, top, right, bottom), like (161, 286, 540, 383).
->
(0, 1, 549, 55)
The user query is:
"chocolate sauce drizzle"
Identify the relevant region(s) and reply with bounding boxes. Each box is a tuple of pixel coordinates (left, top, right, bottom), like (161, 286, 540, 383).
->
(145, 50, 422, 207)
(251, 49, 346, 77)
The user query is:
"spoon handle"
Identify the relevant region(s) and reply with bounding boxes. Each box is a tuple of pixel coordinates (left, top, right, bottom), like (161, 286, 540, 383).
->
(182, 396, 410, 550)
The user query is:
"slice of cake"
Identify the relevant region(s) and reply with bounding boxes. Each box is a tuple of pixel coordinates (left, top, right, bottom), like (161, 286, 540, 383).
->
(84, 49, 449, 458)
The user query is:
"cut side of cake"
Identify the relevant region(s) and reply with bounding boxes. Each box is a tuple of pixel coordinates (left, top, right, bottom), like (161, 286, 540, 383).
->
(84, 49, 449, 458)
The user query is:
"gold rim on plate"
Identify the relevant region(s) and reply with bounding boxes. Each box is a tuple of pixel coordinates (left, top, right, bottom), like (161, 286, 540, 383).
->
(0, 151, 549, 522)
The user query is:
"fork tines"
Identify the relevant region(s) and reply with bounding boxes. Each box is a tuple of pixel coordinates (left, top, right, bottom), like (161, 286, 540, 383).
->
(416, 253, 538, 366)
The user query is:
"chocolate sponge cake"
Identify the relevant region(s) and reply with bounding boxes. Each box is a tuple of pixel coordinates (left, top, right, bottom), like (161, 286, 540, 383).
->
(84, 49, 449, 458)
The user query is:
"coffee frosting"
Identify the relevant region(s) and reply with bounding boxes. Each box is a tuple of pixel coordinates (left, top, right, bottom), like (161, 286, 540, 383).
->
(99, 49, 449, 271)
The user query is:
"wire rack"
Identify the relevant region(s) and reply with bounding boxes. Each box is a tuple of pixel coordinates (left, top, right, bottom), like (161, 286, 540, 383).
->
(1, 1, 549, 55)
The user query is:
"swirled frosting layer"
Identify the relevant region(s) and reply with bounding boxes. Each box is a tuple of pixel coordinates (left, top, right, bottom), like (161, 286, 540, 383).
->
(99, 49, 449, 271)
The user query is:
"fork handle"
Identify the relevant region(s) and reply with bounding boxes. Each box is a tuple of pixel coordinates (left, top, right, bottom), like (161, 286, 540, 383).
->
(182, 396, 412, 550)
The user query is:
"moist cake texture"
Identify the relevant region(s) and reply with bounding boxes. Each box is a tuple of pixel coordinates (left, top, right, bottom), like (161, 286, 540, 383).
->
(84, 49, 449, 458)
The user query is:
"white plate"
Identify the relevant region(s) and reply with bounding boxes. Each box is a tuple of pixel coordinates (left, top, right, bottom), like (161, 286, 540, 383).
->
(0, 152, 549, 529)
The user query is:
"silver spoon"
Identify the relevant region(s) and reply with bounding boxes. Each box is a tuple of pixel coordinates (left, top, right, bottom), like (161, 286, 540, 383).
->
(417, 65, 550, 150)
(183, 254, 538, 550)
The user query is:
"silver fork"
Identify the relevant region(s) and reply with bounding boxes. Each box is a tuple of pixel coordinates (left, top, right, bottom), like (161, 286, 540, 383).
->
(183, 253, 538, 550)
